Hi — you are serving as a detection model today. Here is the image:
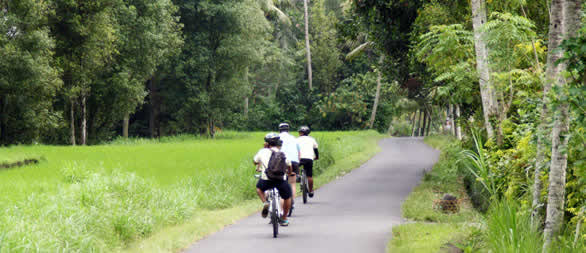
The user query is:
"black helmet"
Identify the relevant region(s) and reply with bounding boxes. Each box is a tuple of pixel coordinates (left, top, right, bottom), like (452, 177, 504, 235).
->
(264, 132, 282, 146)
(278, 122, 290, 131)
(298, 126, 310, 135)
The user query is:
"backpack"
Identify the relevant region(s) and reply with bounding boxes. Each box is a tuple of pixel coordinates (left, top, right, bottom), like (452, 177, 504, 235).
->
(266, 150, 288, 181)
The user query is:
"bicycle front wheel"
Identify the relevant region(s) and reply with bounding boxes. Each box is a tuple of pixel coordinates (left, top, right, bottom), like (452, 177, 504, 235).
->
(272, 200, 278, 238)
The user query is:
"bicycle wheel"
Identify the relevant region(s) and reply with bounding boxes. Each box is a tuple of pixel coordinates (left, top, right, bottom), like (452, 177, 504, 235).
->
(272, 198, 278, 238)
(302, 172, 308, 204)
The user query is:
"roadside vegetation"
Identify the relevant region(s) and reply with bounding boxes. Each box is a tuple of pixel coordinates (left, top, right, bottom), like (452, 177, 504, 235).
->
(0, 131, 383, 252)
(388, 135, 585, 253)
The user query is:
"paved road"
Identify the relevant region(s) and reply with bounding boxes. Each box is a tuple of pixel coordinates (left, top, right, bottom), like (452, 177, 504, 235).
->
(186, 137, 439, 253)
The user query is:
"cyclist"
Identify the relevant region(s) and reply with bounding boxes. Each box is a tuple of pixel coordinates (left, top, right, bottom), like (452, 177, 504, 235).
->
(277, 123, 300, 216)
(297, 126, 319, 198)
(253, 133, 293, 226)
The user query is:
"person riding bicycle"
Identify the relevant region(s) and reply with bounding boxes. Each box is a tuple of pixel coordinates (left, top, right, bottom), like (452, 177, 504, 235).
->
(297, 126, 318, 197)
(277, 123, 300, 216)
(253, 133, 293, 226)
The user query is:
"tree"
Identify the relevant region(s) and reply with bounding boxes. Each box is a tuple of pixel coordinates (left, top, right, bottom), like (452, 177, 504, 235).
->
(470, 0, 500, 144)
(110, 0, 182, 139)
(0, 0, 62, 145)
(542, 0, 583, 250)
(167, 0, 271, 137)
(50, 0, 119, 145)
(303, 0, 313, 90)
(310, 0, 341, 95)
(532, 0, 568, 221)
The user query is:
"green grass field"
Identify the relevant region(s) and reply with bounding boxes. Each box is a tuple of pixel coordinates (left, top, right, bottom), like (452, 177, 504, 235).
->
(0, 131, 384, 252)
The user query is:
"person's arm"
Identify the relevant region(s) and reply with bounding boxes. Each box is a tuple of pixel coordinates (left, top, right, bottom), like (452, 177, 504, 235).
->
(253, 150, 262, 171)
(313, 138, 319, 160)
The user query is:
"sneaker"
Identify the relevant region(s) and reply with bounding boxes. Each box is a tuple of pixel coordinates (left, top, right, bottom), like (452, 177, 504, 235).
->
(279, 219, 289, 226)
(261, 202, 269, 218)
(308, 191, 314, 198)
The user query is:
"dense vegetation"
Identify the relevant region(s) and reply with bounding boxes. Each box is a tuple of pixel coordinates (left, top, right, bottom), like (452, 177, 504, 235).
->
(0, 131, 383, 251)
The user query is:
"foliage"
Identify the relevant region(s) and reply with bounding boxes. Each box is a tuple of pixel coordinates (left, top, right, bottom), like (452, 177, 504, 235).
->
(0, 0, 62, 144)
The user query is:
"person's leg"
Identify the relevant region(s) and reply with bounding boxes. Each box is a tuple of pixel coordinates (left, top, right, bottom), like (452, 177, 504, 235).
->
(277, 181, 292, 222)
(283, 162, 299, 215)
(256, 187, 266, 202)
(256, 180, 270, 218)
(282, 198, 291, 220)
(306, 160, 315, 194)
(288, 162, 299, 199)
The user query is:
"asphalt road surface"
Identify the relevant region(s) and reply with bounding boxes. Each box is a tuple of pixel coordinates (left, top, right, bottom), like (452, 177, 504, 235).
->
(186, 137, 440, 253)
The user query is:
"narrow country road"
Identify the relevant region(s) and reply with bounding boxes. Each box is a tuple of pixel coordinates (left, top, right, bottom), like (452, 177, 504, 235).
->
(186, 137, 440, 253)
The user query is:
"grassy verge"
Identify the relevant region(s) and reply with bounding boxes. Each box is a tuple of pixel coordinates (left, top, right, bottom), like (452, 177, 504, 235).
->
(387, 135, 482, 253)
(0, 131, 384, 252)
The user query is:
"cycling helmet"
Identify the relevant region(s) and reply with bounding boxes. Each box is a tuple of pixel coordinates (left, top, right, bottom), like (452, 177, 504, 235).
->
(264, 132, 282, 146)
(298, 126, 310, 135)
(278, 122, 290, 131)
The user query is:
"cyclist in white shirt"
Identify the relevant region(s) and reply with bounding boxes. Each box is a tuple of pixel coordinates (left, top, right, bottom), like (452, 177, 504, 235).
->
(253, 133, 292, 226)
(297, 126, 318, 197)
(278, 123, 300, 216)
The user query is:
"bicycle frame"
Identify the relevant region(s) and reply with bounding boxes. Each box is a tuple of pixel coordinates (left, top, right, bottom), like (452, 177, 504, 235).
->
(266, 188, 282, 217)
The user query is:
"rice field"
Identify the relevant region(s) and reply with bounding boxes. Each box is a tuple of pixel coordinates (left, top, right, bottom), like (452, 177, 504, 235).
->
(0, 131, 383, 252)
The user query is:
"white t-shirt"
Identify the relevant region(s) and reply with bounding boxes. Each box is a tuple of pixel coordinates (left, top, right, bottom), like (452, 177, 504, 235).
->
(253, 147, 291, 180)
(279, 132, 300, 163)
(297, 135, 318, 160)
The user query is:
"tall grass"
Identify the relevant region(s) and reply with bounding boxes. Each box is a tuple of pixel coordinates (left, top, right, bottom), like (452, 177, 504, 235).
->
(0, 131, 383, 252)
(485, 200, 543, 253)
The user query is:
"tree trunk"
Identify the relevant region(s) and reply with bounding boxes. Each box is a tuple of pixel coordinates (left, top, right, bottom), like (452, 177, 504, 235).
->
(471, 0, 499, 142)
(449, 104, 455, 136)
(0, 95, 6, 144)
(543, 0, 581, 250)
(369, 55, 385, 129)
(533, 0, 565, 224)
(303, 0, 313, 90)
(456, 104, 462, 140)
(123, 114, 129, 139)
(69, 98, 76, 146)
(274, 80, 280, 98)
(81, 95, 87, 145)
(412, 110, 419, 137)
(244, 97, 249, 118)
(417, 109, 424, 136)
(452, 104, 458, 136)
(419, 109, 427, 136)
(426, 108, 433, 136)
(148, 77, 156, 138)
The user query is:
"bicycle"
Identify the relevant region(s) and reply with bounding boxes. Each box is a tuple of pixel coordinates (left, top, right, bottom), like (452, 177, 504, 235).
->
(299, 168, 309, 204)
(255, 174, 283, 238)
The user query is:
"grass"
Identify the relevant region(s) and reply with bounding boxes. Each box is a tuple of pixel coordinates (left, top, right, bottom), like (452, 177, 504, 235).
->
(387, 223, 480, 253)
(0, 130, 384, 252)
(402, 136, 481, 223)
(387, 135, 482, 253)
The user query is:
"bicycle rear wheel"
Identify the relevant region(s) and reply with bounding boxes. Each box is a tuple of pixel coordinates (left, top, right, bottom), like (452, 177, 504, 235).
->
(271, 199, 278, 238)
(302, 172, 308, 204)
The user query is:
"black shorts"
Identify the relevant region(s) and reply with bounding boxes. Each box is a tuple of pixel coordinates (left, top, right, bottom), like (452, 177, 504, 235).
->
(299, 158, 314, 177)
(291, 161, 299, 175)
(256, 179, 292, 199)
